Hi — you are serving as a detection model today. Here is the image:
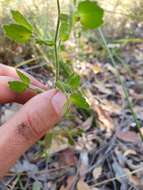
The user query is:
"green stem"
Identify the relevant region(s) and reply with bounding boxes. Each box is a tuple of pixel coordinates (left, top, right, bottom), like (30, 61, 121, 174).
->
(54, 0, 61, 82)
(98, 28, 143, 140)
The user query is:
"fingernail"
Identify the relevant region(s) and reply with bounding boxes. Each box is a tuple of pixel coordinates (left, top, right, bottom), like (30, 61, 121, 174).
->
(51, 91, 67, 116)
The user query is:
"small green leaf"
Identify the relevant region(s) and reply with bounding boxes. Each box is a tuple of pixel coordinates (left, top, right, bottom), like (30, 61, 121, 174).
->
(3, 24, 32, 43)
(8, 81, 28, 93)
(45, 133, 53, 149)
(11, 10, 32, 31)
(66, 132, 75, 145)
(67, 74, 80, 89)
(16, 70, 30, 84)
(59, 14, 72, 41)
(70, 93, 89, 109)
(56, 80, 71, 93)
(36, 38, 55, 46)
(59, 60, 72, 78)
(77, 0, 104, 29)
(56, 81, 65, 92)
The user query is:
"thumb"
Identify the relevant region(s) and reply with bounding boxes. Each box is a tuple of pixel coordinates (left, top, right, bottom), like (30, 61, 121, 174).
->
(0, 89, 66, 178)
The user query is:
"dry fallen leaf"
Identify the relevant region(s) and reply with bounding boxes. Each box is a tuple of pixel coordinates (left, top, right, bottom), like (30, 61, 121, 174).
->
(93, 83, 113, 95)
(101, 99, 122, 114)
(58, 148, 77, 166)
(48, 136, 69, 154)
(105, 63, 117, 74)
(80, 116, 93, 131)
(93, 167, 102, 180)
(123, 149, 137, 157)
(117, 131, 140, 143)
(140, 127, 143, 136)
(77, 179, 91, 190)
(94, 105, 114, 136)
(124, 168, 143, 187)
(91, 64, 101, 74)
(60, 176, 74, 190)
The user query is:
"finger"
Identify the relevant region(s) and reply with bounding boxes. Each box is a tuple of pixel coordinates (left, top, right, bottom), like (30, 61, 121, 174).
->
(0, 89, 66, 178)
(0, 63, 47, 90)
(0, 76, 42, 104)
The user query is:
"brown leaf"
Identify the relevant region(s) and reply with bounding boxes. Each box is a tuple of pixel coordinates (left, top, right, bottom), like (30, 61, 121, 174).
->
(123, 149, 137, 157)
(94, 105, 114, 134)
(48, 136, 69, 154)
(77, 179, 91, 190)
(60, 176, 74, 190)
(91, 64, 101, 74)
(58, 148, 77, 166)
(140, 127, 143, 136)
(93, 167, 102, 180)
(117, 131, 140, 143)
(101, 99, 122, 114)
(80, 116, 93, 131)
(124, 168, 143, 187)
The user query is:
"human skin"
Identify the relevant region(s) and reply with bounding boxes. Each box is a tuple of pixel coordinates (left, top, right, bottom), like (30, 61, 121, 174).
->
(0, 64, 66, 178)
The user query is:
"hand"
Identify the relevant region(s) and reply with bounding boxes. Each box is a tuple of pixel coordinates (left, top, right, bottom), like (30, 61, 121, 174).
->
(0, 64, 66, 178)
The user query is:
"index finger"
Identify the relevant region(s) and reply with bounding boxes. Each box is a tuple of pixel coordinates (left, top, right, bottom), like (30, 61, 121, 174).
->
(0, 63, 47, 90)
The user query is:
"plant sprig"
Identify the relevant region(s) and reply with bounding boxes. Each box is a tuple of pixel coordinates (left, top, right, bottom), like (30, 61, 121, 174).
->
(3, 0, 104, 110)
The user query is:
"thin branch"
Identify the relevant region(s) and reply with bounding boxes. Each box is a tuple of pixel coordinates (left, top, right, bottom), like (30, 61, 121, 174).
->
(93, 166, 143, 187)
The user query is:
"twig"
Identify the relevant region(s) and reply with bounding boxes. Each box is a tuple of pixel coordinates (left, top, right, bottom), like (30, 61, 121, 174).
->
(92, 166, 143, 187)
(70, 161, 81, 190)
(8, 174, 21, 190)
(15, 57, 41, 68)
(83, 133, 117, 176)
(5, 166, 72, 177)
(107, 157, 117, 190)
(24, 62, 47, 71)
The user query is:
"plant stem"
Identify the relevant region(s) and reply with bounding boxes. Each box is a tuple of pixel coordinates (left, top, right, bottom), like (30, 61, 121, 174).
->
(54, 0, 61, 82)
(98, 28, 143, 140)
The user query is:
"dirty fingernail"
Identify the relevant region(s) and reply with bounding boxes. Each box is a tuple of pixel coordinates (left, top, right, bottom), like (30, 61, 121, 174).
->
(51, 91, 67, 116)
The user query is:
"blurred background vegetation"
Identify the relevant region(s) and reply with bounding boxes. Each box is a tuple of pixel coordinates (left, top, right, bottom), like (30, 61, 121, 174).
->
(0, 0, 143, 69)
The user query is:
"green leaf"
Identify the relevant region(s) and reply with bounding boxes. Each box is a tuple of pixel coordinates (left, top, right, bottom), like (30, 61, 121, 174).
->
(36, 38, 55, 46)
(59, 60, 72, 78)
(59, 14, 72, 41)
(67, 74, 80, 89)
(66, 132, 75, 145)
(56, 80, 71, 92)
(45, 133, 53, 149)
(11, 10, 32, 31)
(3, 24, 32, 43)
(8, 81, 28, 93)
(70, 93, 89, 109)
(16, 70, 30, 84)
(77, 0, 104, 29)
(56, 81, 65, 92)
